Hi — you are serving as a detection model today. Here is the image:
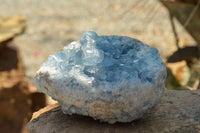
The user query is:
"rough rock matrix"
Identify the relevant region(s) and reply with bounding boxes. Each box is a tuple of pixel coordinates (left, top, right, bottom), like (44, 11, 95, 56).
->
(34, 31, 166, 123)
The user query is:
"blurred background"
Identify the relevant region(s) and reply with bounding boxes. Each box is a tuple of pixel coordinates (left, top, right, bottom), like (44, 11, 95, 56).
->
(0, 0, 199, 132)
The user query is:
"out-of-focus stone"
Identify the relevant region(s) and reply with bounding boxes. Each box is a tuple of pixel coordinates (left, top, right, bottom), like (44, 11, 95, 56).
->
(0, 81, 32, 133)
(0, 15, 26, 50)
(28, 90, 200, 133)
(0, 43, 45, 133)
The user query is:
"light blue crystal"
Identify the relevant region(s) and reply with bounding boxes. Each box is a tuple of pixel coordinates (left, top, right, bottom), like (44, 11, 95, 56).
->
(34, 31, 167, 124)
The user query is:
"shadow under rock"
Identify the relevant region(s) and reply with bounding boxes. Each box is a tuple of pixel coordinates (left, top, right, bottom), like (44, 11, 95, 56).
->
(167, 46, 200, 64)
(0, 43, 18, 71)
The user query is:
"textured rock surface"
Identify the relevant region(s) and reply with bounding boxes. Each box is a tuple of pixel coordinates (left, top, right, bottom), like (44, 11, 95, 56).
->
(34, 31, 166, 123)
(28, 90, 200, 133)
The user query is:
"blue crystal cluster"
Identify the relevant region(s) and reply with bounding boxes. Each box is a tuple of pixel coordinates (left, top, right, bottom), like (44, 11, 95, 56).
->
(34, 31, 167, 123)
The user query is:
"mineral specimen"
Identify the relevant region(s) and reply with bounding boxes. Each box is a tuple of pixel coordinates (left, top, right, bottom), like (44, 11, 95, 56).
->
(34, 31, 167, 124)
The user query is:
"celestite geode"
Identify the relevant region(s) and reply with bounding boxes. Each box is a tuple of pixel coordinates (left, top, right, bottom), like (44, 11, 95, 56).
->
(34, 31, 167, 123)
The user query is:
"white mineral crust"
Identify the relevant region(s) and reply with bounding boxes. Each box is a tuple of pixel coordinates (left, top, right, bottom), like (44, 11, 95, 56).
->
(34, 31, 167, 123)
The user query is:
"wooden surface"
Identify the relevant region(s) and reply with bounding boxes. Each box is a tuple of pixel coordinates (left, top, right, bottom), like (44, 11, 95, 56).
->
(28, 90, 200, 133)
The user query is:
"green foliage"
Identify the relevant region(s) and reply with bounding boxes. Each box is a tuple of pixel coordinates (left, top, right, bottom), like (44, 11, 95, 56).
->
(165, 70, 183, 90)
